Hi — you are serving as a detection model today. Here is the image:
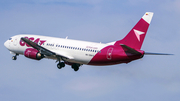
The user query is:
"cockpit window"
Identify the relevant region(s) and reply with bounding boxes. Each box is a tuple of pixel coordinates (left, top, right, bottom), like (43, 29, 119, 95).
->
(9, 38, 12, 40)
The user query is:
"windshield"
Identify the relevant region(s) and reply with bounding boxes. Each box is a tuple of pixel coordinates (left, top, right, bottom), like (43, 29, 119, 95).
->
(8, 38, 12, 40)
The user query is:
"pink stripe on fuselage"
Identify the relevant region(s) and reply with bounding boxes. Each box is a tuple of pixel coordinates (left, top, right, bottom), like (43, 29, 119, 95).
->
(88, 45, 144, 66)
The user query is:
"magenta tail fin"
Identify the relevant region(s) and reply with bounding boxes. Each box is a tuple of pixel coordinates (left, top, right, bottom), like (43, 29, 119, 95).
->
(114, 12, 154, 49)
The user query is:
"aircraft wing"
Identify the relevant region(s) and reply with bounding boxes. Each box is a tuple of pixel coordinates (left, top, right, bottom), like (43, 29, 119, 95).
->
(21, 37, 73, 60)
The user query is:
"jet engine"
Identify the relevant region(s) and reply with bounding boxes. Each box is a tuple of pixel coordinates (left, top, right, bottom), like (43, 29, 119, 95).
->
(24, 48, 44, 60)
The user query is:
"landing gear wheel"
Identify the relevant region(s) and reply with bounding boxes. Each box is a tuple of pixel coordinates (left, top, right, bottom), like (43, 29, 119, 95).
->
(74, 67, 79, 71)
(12, 54, 18, 60)
(57, 63, 61, 69)
(60, 62, 65, 67)
(72, 64, 80, 71)
(57, 62, 65, 69)
(12, 56, 17, 60)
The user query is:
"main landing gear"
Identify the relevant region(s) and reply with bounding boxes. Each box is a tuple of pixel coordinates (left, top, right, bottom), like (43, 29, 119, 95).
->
(12, 54, 19, 60)
(71, 63, 80, 71)
(57, 62, 65, 69)
(56, 62, 80, 71)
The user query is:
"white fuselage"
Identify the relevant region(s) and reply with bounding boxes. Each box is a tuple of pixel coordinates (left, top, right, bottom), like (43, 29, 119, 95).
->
(4, 34, 110, 65)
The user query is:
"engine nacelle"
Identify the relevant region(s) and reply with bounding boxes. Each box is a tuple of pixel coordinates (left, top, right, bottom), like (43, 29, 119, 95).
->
(24, 48, 43, 60)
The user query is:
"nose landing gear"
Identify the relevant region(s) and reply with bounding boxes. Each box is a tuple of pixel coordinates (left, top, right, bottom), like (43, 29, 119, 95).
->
(12, 54, 19, 60)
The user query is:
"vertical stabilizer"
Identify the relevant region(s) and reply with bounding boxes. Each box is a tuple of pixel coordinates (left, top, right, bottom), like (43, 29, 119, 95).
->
(114, 12, 154, 49)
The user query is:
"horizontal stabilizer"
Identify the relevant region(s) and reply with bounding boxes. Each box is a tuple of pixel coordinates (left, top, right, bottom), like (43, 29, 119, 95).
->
(120, 44, 142, 55)
(144, 52, 173, 55)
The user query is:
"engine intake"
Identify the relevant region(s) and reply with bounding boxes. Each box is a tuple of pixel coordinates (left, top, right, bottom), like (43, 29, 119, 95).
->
(24, 48, 44, 60)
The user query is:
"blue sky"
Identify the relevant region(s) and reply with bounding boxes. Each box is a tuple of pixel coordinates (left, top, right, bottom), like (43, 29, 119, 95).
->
(1, 0, 180, 101)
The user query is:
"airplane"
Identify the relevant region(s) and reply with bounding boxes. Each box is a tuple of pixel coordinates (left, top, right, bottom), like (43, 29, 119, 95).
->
(4, 12, 171, 71)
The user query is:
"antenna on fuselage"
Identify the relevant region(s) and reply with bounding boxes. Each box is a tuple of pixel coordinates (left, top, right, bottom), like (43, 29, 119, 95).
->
(65, 36, 68, 39)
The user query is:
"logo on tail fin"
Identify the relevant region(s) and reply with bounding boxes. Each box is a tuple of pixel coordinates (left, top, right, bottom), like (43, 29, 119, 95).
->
(113, 12, 154, 49)
(133, 29, 145, 41)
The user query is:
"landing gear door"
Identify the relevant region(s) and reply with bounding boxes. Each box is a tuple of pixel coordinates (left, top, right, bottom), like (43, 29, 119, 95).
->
(107, 47, 113, 60)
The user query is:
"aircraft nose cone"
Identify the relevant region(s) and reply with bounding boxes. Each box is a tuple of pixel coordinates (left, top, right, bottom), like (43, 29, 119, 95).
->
(4, 40, 9, 49)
